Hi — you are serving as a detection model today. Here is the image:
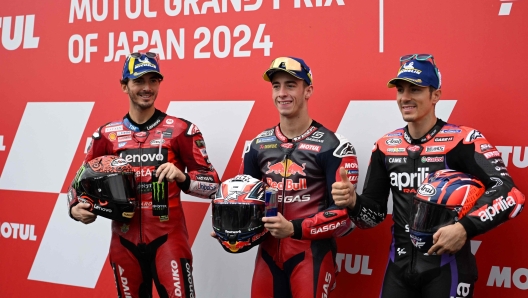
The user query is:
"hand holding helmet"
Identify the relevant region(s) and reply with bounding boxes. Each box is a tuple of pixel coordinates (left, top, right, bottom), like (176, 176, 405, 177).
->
(409, 169, 485, 254)
(212, 174, 268, 253)
(68, 155, 138, 223)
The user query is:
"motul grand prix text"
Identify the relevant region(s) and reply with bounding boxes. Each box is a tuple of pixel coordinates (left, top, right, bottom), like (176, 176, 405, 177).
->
(67, 0, 345, 62)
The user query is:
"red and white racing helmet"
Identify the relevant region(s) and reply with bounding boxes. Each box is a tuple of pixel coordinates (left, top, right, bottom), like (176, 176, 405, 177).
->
(212, 174, 268, 253)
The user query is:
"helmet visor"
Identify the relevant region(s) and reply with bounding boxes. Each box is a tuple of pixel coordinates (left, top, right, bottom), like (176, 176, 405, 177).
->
(409, 197, 457, 233)
(212, 204, 264, 232)
(81, 173, 136, 203)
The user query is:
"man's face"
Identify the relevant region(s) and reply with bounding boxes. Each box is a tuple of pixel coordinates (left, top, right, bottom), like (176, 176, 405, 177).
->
(122, 72, 161, 110)
(396, 81, 440, 123)
(271, 72, 312, 119)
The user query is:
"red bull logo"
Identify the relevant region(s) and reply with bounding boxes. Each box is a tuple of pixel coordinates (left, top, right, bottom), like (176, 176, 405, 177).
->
(265, 159, 306, 177)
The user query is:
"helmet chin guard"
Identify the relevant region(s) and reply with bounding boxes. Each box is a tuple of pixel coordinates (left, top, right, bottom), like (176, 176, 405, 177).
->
(212, 174, 268, 253)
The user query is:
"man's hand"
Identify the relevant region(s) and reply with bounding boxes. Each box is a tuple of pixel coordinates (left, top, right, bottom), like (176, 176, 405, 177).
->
(331, 167, 357, 209)
(428, 222, 467, 255)
(71, 203, 97, 224)
(156, 162, 186, 183)
(262, 213, 294, 239)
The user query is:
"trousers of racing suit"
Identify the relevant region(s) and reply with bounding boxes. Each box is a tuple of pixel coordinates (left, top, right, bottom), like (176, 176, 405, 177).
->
(347, 119, 525, 298)
(240, 121, 359, 298)
(68, 109, 220, 298)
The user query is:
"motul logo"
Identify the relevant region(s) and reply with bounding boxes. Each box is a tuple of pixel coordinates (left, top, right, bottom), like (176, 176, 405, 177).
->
(1, 222, 37, 241)
(298, 143, 321, 152)
(0, 15, 40, 50)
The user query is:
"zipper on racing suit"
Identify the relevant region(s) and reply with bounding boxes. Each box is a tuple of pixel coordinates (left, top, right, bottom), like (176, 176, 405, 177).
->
(138, 142, 144, 244)
(277, 149, 294, 264)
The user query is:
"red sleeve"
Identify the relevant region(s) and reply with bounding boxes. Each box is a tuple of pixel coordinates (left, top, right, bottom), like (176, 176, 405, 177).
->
(174, 122, 220, 199)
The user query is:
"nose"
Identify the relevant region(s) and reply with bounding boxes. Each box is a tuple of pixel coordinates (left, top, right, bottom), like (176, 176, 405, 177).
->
(277, 85, 288, 97)
(399, 88, 411, 102)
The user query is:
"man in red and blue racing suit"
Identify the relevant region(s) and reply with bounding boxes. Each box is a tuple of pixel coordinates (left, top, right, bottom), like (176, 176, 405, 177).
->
(240, 57, 359, 298)
(332, 54, 525, 298)
(68, 52, 220, 298)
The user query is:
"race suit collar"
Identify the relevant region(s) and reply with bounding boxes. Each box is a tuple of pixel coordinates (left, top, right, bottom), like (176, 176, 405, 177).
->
(123, 109, 166, 132)
(275, 120, 322, 142)
(403, 118, 446, 144)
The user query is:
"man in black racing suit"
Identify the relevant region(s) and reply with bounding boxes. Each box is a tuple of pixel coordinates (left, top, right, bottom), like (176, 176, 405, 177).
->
(69, 52, 220, 298)
(240, 56, 359, 298)
(331, 54, 525, 298)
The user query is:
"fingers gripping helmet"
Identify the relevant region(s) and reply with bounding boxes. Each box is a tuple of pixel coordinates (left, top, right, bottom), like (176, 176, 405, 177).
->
(69, 155, 137, 222)
(212, 175, 268, 253)
(409, 169, 485, 252)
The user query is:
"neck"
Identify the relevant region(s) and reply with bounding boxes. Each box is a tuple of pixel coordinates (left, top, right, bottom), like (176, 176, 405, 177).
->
(407, 115, 437, 139)
(128, 105, 156, 124)
(279, 113, 312, 139)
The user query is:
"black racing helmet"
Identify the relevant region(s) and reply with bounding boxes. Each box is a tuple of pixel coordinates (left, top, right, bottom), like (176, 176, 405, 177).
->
(69, 155, 137, 222)
(212, 175, 268, 253)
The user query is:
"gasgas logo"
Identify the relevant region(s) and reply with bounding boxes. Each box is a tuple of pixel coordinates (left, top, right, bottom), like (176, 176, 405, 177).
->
(265, 159, 306, 177)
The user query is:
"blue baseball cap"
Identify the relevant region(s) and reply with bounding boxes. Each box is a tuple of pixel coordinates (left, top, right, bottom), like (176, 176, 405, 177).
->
(122, 53, 163, 80)
(387, 59, 441, 89)
(263, 57, 313, 86)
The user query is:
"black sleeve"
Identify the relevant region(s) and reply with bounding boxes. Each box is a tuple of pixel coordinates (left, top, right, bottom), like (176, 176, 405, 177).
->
(348, 145, 391, 229)
(447, 137, 525, 239)
(241, 141, 262, 179)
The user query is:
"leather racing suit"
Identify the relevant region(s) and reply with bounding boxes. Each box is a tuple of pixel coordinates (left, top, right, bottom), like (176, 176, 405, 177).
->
(240, 121, 358, 298)
(68, 109, 220, 298)
(347, 119, 525, 298)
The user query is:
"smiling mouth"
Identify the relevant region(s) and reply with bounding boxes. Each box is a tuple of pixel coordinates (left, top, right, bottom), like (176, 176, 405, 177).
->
(278, 100, 292, 105)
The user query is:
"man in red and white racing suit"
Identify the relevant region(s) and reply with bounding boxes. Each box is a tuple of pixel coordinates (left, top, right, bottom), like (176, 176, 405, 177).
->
(241, 57, 358, 298)
(69, 52, 220, 298)
(332, 54, 525, 298)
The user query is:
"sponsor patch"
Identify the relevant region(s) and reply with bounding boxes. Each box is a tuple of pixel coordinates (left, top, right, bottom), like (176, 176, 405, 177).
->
(117, 131, 131, 136)
(387, 148, 406, 153)
(480, 143, 494, 152)
(298, 143, 321, 152)
(388, 157, 407, 163)
(434, 136, 453, 142)
(256, 137, 277, 143)
(195, 139, 205, 148)
(385, 138, 402, 146)
(256, 129, 274, 138)
(421, 156, 444, 163)
(165, 118, 174, 125)
(118, 136, 132, 142)
(440, 129, 461, 134)
(484, 150, 501, 159)
(425, 146, 445, 153)
(108, 132, 117, 141)
(466, 129, 484, 142)
(186, 123, 201, 136)
(105, 125, 123, 133)
(259, 144, 278, 149)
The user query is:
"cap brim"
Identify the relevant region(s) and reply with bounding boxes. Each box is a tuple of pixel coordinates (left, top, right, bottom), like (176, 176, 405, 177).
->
(263, 68, 303, 82)
(126, 70, 164, 80)
(387, 78, 427, 88)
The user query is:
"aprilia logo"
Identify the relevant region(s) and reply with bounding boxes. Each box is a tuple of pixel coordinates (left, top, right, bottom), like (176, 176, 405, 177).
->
(475, 196, 516, 222)
(390, 167, 429, 191)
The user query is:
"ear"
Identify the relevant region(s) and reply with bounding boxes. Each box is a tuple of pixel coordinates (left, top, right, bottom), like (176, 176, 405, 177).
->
(431, 88, 441, 104)
(121, 83, 128, 93)
(304, 85, 314, 100)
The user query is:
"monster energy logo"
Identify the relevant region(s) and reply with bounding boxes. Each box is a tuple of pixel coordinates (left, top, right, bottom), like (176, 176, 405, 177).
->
(152, 181, 166, 206)
(73, 166, 86, 189)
